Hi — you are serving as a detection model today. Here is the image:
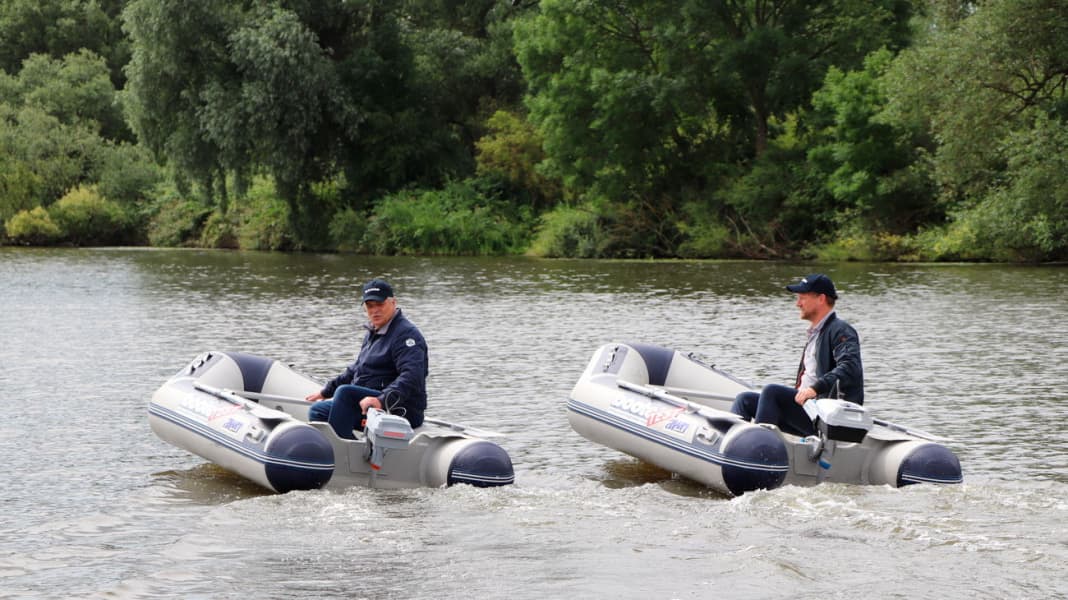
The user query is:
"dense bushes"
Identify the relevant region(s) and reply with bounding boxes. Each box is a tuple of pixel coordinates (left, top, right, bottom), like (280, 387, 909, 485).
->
(356, 180, 532, 255)
(527, 203, 609, 258)
(5, 207, 61, 245)
(4, 186, 134, 245)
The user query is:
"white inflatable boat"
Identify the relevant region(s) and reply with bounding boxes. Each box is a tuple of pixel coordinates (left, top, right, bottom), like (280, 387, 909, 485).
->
(568, 342, 962, 496)
(149, 351, 515, 493)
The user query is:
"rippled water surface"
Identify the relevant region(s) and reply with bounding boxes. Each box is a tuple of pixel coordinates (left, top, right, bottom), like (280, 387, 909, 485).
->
(1, 248, 1066, 599)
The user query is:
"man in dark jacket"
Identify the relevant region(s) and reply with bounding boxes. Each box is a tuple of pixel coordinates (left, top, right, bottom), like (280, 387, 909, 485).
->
(306, 278, 428, 439)
(731, 273, 863, 436)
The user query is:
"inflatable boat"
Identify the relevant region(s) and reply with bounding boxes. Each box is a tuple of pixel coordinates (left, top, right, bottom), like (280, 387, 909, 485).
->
(568, 342, 962, 496)
(149, 351, 514, 493)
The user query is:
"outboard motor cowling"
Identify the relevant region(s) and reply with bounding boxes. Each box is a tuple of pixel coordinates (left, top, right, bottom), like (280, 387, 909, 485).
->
(805, 399, 872, 443)
(364, 408, 415, 471)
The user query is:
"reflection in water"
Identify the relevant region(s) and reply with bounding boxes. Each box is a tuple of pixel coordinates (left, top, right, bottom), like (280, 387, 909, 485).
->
(598, 458, 729, 499)
(1, 248, 1066, 599)
(152, 464, 273, 505)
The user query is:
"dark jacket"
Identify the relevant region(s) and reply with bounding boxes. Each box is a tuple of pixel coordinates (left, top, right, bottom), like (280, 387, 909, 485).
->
(321, 309, 428, 427)
(797, 313, 864, 405)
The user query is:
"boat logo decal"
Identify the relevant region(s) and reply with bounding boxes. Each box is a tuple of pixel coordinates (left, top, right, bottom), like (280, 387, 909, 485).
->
(664, 419, 689, 434)
(179, 393, 243, 422)
(222, 417, 245, 435)
(610, 395, 685, 428)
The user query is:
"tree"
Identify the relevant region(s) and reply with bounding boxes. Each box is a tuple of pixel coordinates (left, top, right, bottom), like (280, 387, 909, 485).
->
(687, 0, 916, 156)
(0, 0, 130, 87)
(0, 104, 101, 212)
(475, 109, 559, 210)
(13, 50, 130, 141)
(0, 49, 157, 226)
(886, 0, 1068, 197)
(122, 0, 496, 246)
(401, 0, 528, 147)
(515, 0, 919, 256)
(885, 0, 1068, 260)
(808, 49, 937, 234)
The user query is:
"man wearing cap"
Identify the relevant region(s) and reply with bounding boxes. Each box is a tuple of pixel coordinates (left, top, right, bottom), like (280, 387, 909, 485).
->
(306, 278, 428, 439)
(731, 273, 863, 436)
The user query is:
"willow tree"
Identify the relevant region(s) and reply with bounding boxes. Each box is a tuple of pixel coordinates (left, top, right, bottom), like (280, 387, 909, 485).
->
(122, 0, 448, 245)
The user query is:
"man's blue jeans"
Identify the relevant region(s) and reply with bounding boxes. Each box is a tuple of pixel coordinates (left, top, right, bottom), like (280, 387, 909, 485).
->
(308, 384, 382, 440)
(732, 384, 816, 437)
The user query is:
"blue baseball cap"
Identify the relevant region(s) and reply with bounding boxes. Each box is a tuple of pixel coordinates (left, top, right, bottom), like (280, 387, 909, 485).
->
(786, 273, 838, 299)
(361, 278, 395, 303)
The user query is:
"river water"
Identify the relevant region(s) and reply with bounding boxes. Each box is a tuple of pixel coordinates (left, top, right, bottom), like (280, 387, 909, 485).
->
(1, 248, 1066, 599)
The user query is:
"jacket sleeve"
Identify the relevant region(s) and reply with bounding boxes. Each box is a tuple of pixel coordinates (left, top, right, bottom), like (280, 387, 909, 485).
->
(379, 331, 428, 412)
(813, 322, 863, 399)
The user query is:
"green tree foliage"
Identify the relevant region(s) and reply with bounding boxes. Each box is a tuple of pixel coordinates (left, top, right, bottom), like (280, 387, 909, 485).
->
(144, 186, 213, 248)
(887, 0, 1068, 196)
(4, 185, 133, 246)
(527, 202, 610, 258)
(0, 105, 100, 213)
(885, 0, 1068, 260)
(515, 1, 733, 256)
(48, 185, 131, 245)
(401, 0, 527, 169)
(0, 49, 157, 226)
(684, 0, 915, 156)
(916, 114, 1068, 261)
(809, 49, 937, 235)
(716, 117, 831, 257)
(475, 109, 560, 210)
(0, 0, 130, 86)
(1, 0, 1063, 261)
(515, 0, 919, 257)
(10, 50, 130, 140)
(122, 0, 507, 247)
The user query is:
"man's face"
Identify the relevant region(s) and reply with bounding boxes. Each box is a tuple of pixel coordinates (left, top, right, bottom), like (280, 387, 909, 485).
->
(795, 292, 825, 322)
(364, 297, 397, 330)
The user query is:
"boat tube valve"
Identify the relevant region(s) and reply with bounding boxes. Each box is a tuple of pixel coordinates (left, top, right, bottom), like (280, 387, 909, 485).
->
(364, 408, 415, 472)
(804, 399, 873, 478)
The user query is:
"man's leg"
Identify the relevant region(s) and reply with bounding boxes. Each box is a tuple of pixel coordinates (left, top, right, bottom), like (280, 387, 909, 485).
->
(755, 384, 815, 437)
(325, 384, 383, 440)
(776, 398, 817, 437)
(308, 400, 333, 422)
(731, 391, 760, 420)
(754, 384, 796, 426)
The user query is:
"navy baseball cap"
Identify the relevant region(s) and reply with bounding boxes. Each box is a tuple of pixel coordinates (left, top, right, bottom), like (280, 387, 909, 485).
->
(361, 278, 395, 303)
(786, 273, 838, 299)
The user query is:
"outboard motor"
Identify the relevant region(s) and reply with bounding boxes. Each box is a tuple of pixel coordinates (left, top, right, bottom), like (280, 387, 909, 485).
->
(804, 399, 873, 479)
(364, 408, 415, 485)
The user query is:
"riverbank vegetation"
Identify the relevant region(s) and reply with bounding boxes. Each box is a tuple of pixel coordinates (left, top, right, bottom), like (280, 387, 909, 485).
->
(1, 0, 1065, 261)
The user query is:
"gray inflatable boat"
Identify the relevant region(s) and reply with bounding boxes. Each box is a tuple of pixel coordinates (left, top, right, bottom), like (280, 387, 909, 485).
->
(568, 342, 962, 496)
